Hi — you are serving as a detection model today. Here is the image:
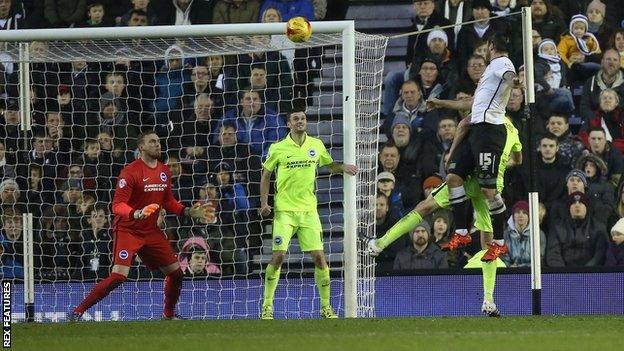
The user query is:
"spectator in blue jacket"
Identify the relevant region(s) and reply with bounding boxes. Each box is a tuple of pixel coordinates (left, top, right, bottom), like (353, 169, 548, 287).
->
(219, 89, 287, 155)
(0, 207, 24, 279)
(154, 44, 190, 113)
(259, 0, 313, 21)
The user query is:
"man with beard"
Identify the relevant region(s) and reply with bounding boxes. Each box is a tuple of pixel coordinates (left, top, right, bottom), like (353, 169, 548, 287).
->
(580, 49, 624, 125)
(391, 117, 424, 206)
(393, 221, 448, 270)
(70, 131, 215, 321)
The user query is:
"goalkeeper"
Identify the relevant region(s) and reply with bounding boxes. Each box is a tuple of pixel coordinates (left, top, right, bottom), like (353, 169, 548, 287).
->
(70, 131, 215, 321)
(368, 115, 521, 316)
(260, 108, 357, 320)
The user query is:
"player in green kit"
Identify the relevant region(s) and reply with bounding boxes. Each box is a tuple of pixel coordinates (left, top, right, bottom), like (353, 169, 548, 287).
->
(260, 108, 358, 320)
(367, 115, 522, 316)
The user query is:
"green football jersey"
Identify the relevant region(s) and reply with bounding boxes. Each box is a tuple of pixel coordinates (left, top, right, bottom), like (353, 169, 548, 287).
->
(263, 133, 334, 212)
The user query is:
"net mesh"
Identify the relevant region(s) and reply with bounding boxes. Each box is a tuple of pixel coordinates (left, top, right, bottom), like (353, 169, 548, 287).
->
(0, 29, 387, 320)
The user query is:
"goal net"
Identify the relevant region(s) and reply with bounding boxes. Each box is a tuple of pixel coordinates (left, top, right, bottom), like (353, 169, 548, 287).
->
(0, 23, 387, 321)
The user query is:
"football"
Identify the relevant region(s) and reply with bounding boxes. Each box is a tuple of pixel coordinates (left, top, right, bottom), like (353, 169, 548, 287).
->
(286, 16, 312, 43)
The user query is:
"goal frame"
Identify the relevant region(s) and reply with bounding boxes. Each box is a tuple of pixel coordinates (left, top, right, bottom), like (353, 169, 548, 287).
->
(0, 21, 360, 320)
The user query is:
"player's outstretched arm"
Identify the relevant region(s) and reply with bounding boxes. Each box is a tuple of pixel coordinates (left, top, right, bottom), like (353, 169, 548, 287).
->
(426, 96, 473, 111)
(326, 162, 358, 175)
(260, 168, 273, 217)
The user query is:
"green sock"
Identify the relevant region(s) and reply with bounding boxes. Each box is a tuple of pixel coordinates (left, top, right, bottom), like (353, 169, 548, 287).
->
(262, 264, 281, 307)
(314, 266, 331, 307)
(482, 260, 497, 303)
(377, 210, 423, 249)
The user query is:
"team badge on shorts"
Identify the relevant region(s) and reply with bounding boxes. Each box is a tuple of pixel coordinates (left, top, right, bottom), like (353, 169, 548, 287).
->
(118, 250, 129, 260)
(118, 179, 127, 188)
(274, 236, 283, 245)
(160, 172, 167, 181)
(308, 148, 316, 157)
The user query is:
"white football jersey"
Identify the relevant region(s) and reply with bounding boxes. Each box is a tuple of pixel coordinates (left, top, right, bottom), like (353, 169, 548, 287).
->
(470, 56, 516, 125)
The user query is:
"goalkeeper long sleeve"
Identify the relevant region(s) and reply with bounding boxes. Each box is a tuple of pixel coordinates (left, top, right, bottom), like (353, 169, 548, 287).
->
(377, 210, 423, 250)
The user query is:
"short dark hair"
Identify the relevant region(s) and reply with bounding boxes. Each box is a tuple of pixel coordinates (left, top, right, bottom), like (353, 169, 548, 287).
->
(130, 9, 148, 18)
(380, 140, 399, 153)
(221, 121, 237, 131)
(137, 130, 158, 147)
(588, 126, 607, 135)
(376, 191, 388, 200)
(540, 132, 559, 144)
(84, 138, 99, 147)
(548, 113, 569, 123)
(286, 106, 307, 121)
(487, 32, 510, 53)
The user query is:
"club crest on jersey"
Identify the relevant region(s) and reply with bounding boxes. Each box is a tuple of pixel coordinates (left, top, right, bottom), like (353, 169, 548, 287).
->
(274, 236, 283, 245)
(118, 250, 129, 260)
(160, 172, 167, 182)
(308, 148, 316, 158)
(118, 179, 127, 188)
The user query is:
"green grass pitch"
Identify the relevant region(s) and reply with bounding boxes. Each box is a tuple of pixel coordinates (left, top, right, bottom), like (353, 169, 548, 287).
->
(12, 316, 624, 351)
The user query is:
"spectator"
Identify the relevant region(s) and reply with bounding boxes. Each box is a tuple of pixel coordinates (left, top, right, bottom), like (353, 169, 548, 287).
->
(420, 116, 456, 178)
(24, 164, 45, 217)
(376, 171, 405, 220)
(580, 49, 624, 125)
(546, 191, 608, 267)
(535, 39, 575, 115)
(410, 56, 449, 103)
(0, 207, 23, 279)
(0, 178, 22, 209)
(89, 95, 139, 151)
(435, 0, 472, 44)
(212, 0, 260, 24)
(80, 203, 113, 279)
(524, 134, 570, 209)
(389, 116, 422, 205)
(546, 113, 584, 167)
(585, 127, 623, 186)
(150, 0, 212, 25)
(0, 140, 15, 180)
(154, 44, 191, 126)
(208, 122, 262, 203)
(455, 54, 486, 97)
(181, 93, 219, 153)
(406, 0, 453, 70)
(530, 0, 566, 43)
(182, 65, 222, 119)
(608, 28, 624, 69)
(429, 209, 457, 267)
(0, 0, 27, 30)
(393, 220, 448, 270)
(456, 0, 508, 72)
(213, 161, 251, 218)
(422, 28, 458, 87)
(382, 80, 437, 137)
(608, 181, 624, 230)
(586, 0, 612, 49)
(44, 0, 87, 27)
(259, 0, 314, 21)
(577, 153, 616, 210)
(584, 89, 624, 152)
(422, 175, 443, 198)
(382, 0, 453, 118)
(557, 14, 601, 83)
(503, 200, 546, 267)
(374, 192, 406, 265)
(606, 217, 624, 266)
(119, 2, 154, 26)
(167, 153, 194, 204)
(179, 237, 220, 276)
(220, 90, 287, 156)
(79, 2, 112, 27)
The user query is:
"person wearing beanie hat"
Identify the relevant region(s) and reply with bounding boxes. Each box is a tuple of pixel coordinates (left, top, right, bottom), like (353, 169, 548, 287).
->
(427, 28, 448, 48)
(557, 14, 601, 68)
(0, 178, 20, 205)
(503, 200, 546, 267)
(393, 219, 449, 270)
(547, 188, 608, 267)
(576, 153, 615, 210)
(422, 175, 443, 197)
(566, 169, 588, 193)
(390, 116, 412, 149)
(586, 0, 613, 50)
(606, 217, 624, 266)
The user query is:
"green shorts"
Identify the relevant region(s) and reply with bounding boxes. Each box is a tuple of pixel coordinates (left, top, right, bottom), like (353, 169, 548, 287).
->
(431, 176, 493, 233)
(272, 210, 323, 252)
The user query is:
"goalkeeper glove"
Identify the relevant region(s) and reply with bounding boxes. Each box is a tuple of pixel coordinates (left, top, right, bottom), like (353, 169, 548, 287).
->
(134, 203, 160, 220)
(188, 203, 216, 222)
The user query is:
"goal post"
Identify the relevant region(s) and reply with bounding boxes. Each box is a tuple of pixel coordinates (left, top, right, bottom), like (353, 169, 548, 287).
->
(0, 22, 387, 321)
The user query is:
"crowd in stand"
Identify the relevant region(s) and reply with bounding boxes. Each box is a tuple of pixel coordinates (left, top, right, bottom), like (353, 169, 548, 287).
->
(0, 0, 343, 280)
(375, 0, 624, 271)
(2, 0, 624, 281)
